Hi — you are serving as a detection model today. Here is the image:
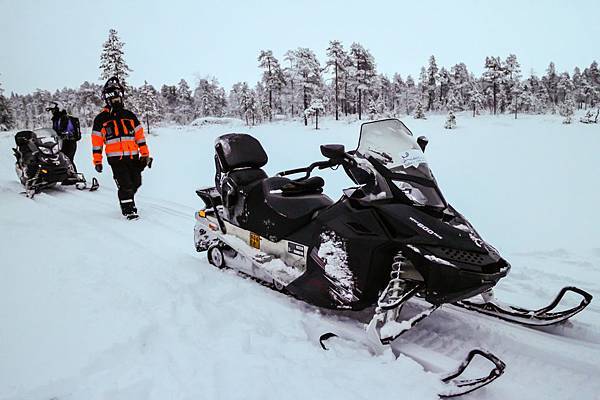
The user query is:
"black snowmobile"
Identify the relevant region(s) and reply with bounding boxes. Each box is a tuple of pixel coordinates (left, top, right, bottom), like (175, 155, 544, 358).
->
(194, 118, 592, 397)
(13, 128, 98, 198)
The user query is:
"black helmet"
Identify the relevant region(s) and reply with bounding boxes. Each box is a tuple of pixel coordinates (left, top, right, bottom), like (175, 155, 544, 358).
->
(102, 77, 125, 107)
(45, 101, 60, 114)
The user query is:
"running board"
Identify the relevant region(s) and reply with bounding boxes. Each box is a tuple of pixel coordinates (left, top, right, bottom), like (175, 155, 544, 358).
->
(454, 286, 593, 327)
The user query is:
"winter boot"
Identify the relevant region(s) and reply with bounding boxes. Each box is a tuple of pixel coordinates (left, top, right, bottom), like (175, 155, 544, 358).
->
(120, 199, 139, 220)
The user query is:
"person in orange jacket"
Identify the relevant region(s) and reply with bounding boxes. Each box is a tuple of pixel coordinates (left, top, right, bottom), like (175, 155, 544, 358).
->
(92, 77, 150, 219)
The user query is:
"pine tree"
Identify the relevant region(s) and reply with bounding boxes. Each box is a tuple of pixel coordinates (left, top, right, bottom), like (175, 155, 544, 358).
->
(175, 79, 194, 124)
(304, 98, 324, 129)
(405, 75, 417, 115)
(326, 40, 347, 120)
(504, 54, 522, 119)
(542, 62, 559, 105)
(560, 94, 575, 124)
(291, 48, 322, 126)
(99, 29, 132, 84)
(426, 56, 439, 111)
(414, 101, 426, 119)
(444, 111, 456, 129)
(482, 56, 506, 114)
(257, 50, 285, 121)
(134, 81, 161, 134)
(0, 80, 14, 131)
(391, 73, 405, 114)
(468, 85, 485, 117)
(349, 43, 376, 120)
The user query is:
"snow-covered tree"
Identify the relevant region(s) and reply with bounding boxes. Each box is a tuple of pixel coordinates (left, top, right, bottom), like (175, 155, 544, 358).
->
(560, 95, 575, 124)
(414, 101, 426, 119)
(426, 56, 439, 110)
(99, 29, 132, 85)
(133, 81, 162, 134)
(404, 75, 417, 115)
(175, 79, 194, 124)
(468, 85, 485, 117)
(304, 98, 324, 129)
(444, 111, 456, 129)
(504, 54, 522, 118)
(291, 48, 322, 125)
(194, 77, 226, 118)
(258, 50, 285, 121)
(0, 80, 14, 131)
(482, 56, 506, 114)
(542, 62, 559, 105)
(349, 43, 376, 120)
(326, 40, 347, 120)
(391, 73, 405, 114)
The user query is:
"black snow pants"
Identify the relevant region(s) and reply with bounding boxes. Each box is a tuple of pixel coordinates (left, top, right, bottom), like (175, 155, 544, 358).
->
(61, 140, 78, 171)
(108, 156, 142, 215)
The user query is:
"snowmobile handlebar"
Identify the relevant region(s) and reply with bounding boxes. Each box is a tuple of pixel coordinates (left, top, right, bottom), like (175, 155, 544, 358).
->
(276, 159, 340, 180)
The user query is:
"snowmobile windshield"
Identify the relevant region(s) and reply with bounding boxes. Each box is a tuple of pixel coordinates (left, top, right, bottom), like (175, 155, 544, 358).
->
(34, 128, 60, 155)
(355, 119, 446, 208)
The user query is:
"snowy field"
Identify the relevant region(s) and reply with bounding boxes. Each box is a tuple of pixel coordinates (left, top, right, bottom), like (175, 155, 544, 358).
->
(1, 113, 599, 400)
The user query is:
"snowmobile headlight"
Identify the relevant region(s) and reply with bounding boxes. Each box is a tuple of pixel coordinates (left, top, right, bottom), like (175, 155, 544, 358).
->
(39, 147, 52, 155)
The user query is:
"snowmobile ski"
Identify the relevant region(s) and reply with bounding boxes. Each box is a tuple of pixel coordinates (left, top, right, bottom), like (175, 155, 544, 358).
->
(319, 326, 505, 398)
(454, 286, 593, 327)
(89, 177, 100, 191)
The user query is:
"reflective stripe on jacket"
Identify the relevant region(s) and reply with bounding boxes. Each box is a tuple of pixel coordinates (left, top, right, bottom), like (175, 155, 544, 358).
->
(91, 107, 149, 165)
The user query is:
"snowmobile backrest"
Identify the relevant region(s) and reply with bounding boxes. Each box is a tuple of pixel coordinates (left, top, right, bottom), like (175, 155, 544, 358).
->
(14, 130, 35, 147)
(215, 133, 268, 172)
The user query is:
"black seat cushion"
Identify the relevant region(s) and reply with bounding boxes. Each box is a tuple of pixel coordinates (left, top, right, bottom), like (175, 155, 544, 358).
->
(215, 133, 268, 172)
(263, 177, 333, 220)
(266, 176, 325, 196)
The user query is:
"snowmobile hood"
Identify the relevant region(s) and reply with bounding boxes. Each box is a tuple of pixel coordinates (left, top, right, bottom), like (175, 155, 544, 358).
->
(375, 203, 494, 254)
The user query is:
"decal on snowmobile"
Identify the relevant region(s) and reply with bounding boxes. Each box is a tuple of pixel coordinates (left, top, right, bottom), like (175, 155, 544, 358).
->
(249, 232, 261, 249)
(399, 148, 426, 168)
(287, 241, 305, 258)
(409, 217, 443, 239)
(469, 232, 483, 247)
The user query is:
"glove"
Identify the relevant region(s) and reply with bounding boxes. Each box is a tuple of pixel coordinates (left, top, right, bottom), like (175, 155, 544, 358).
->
(95, 164, 103, 173)
(140, 156, 148, 171)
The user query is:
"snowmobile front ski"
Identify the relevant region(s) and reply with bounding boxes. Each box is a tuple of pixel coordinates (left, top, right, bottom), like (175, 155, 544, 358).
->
(75, 176, 99, 192)
(438, 348, 505, 397)
(454, 286, 593, 327)
(320, 323, 506, 398)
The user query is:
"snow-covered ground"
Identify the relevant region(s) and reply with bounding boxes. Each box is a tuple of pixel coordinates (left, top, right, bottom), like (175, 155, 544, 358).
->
(1, 113, 599, 400)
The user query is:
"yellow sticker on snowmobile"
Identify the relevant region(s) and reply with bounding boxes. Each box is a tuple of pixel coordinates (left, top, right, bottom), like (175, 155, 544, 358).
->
(249, 232, 261, 249)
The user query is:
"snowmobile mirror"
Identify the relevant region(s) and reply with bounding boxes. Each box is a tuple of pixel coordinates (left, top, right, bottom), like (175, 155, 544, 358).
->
(417, 136, 429, 152)
(320, 144, 346, 160)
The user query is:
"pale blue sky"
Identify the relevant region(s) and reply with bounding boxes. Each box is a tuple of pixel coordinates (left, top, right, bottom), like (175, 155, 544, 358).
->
(1, 0, 599, 94)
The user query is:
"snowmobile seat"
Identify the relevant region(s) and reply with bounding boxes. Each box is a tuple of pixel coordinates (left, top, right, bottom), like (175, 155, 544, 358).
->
(261, 176, 333, 227)
(215, 133, 269, 220)
(264, 176, 325, 196)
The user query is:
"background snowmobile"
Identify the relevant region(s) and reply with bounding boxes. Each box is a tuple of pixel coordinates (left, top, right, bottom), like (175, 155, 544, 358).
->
(194, 119, 592, 397)
(13, 128, 98, 198)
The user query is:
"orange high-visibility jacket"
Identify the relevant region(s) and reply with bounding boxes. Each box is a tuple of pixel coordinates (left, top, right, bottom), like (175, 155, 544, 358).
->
(91, 107, 149, 165)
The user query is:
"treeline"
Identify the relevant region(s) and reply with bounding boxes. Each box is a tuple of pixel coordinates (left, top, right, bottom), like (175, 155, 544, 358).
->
(1, 35, 600, 130)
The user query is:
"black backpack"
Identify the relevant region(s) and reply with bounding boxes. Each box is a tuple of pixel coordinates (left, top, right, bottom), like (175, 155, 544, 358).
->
(60, 115, 81, 141)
